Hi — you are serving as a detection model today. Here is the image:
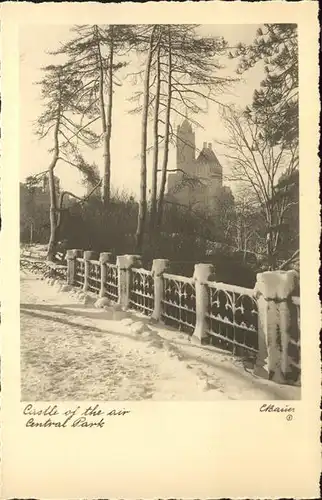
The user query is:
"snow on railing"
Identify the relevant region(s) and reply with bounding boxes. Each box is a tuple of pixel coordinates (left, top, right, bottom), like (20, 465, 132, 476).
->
(63, 250, 301, 385)
(20, 251, 68, 281)
(129, 267, 154, 316)
(289, 296, 301, 375)
(161, 273, 196, 333)
(45, 261, 68, 281)
(206, 281, 258, 357)
(74, 258, 85, 288)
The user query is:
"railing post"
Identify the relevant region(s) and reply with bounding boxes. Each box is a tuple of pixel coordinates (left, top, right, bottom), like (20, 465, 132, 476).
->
(254, 270, 299, 383)
(191, 263, 215, 345)
(278, 270, 299, 378)
(151, 259, 170, 322)
(67, 249, 83, 285)
(117, 254, 142, 309)
(66, 249, 76, 285)
(99, 252, 113, 298)
(83, 250, 97, 293)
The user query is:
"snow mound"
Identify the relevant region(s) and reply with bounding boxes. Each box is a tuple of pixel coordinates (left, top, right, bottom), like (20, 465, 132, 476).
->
(119, 318, 134, 327)
(94, 297, 110, 309)
(149, 339, 164, 349)
(146, 331, 164, 348)
(53, 281, 63, 291)
(163, 341, 188, 361)
(113, 304, 123, 312)
(103, 305, 114, 312)
(130, 321, 152, 335)
(101, 308, 114, 320)
(82, 294, 96, 306)
(60, 284, 72, 293)
(112, 309, 128, 320)
(140, 330, 154, 339)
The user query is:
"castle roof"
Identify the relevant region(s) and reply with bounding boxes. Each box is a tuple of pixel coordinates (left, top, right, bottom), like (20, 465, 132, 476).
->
(196, 142, 222, 173)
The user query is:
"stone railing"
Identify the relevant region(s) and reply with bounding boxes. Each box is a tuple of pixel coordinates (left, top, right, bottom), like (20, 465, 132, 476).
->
(253, 270, 301, 384)
(65, 250, 301, 385)
(289, 295, 301, 375)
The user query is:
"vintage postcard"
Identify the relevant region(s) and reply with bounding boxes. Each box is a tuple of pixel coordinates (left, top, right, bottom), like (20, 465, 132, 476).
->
(1, 1, 320, 498)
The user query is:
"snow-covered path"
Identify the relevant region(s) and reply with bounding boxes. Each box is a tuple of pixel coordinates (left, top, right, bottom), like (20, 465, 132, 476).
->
(20, 272, 300, 401)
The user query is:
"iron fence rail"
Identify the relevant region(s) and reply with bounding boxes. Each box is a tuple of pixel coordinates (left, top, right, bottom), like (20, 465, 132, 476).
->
(75, 258, 85, 288)
(103, 263, 119, 302)
(20, 258, 67, 281)
(88, 260, 101, 293)
(161, 273, 196, 333)
(129, 268, 154, 316)
(45, 262, 67, 281)
(206, 281, 258, 357)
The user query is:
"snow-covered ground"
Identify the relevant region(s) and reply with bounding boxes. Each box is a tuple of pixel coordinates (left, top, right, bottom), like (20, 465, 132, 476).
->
(20, 270, 300, 401)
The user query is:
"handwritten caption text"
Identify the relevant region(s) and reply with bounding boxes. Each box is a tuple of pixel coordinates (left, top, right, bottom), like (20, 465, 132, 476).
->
(23, 403, 130, 428)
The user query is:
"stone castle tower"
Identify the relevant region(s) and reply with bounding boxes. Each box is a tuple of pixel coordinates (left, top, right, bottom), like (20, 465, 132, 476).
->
(176, 119, 196, 174)
(166, 118, 231, 213)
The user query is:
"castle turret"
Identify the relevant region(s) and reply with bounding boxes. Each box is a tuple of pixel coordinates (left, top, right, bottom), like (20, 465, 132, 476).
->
(166, 118, 231, 215)
(176, 119, 195, 173)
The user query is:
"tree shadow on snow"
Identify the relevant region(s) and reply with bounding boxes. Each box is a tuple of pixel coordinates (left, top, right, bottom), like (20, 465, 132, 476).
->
(20, 307, 148, 343)
(20, 302, 117, 321)
(20, 301, 155, 325)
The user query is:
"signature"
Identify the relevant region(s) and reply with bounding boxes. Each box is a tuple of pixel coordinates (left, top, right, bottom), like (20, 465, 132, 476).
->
(259, 404, 295, 413)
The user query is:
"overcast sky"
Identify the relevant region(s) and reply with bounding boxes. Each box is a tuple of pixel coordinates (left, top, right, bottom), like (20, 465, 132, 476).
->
(20, 24, 264, 197)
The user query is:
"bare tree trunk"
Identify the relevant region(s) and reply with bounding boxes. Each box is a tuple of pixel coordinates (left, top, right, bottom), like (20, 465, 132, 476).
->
(135, 26, 157, 253)
(243, 229, 248, 263)
(266, 227, 274, 270)
(103, 25, 114, 207)
(157, 27, 172, 228)
(95, 25, 109, 207)
(47, 164, 59, 261)
(150, 37, 161, 231)
(29, 222, 33, 245)
(47, 100, 61, 261)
